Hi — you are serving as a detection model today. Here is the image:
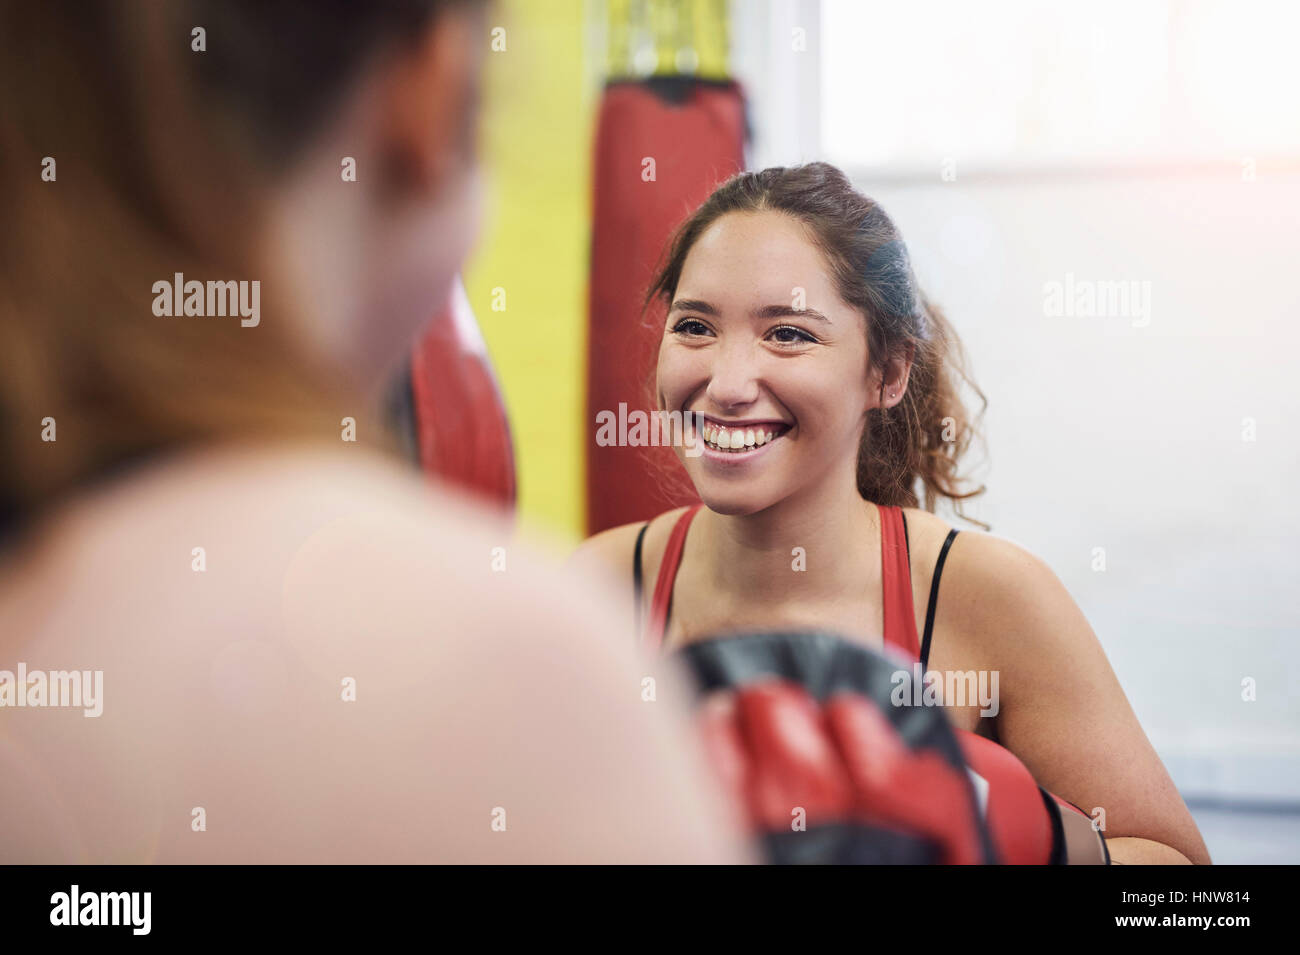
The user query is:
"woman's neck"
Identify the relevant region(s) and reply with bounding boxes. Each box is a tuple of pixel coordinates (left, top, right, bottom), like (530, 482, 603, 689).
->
(693, 470, 878, 601)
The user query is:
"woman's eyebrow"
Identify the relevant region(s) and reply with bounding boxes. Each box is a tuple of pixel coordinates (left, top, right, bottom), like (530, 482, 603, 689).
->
(668, 298, 719, 316)
(752, 303, 831, 323)
(669, 299, 831, 323)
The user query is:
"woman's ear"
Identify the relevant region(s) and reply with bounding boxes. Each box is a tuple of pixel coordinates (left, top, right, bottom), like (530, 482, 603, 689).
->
(873, 342, 916, 410)
(376, 7, 484, 198)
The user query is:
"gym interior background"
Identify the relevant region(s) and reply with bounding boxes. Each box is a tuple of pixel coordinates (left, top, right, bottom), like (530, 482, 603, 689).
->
(452, 0, 1299, 862)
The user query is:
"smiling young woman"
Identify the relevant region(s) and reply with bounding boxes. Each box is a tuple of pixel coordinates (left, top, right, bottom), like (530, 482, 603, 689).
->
(575, 162, 1211, 865)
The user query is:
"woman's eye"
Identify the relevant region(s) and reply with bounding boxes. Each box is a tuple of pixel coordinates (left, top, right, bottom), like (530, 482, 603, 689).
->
(672, 319, 712, 337)
(768, 325, 816, 345)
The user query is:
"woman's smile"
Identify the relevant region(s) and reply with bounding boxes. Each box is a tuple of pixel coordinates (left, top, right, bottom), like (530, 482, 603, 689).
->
(693, 414, 794, 464)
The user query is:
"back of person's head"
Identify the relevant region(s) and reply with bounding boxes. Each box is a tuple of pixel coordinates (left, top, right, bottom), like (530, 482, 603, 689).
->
(0, 0, 487, 541)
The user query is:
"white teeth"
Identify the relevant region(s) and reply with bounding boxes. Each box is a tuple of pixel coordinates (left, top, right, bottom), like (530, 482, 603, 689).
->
(701, 423, 784, 451)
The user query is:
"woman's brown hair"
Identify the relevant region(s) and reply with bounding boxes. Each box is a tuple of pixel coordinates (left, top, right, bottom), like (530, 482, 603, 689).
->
(0, 0, 473, 541)
(645, 161, 989, 527)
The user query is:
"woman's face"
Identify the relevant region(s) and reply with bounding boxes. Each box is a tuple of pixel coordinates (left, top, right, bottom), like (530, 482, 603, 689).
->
(356, 7, 488, 385)
(276, 5, 488, 393)
(656, 211, 876, 516)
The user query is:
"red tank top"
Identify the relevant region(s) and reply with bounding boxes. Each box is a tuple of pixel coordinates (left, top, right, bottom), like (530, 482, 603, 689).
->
(643, 503, 922, 662)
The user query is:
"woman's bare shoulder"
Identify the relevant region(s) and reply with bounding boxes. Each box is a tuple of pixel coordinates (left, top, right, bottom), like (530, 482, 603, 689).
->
(571, 505, 695, 583)
(901, 506, 1006, 561)
(898, 506, 962, 574)
(919, 518, 1073, 651)
(3, 442, 559, 645)
(0, 445, 748, 863)
(899, 506, 956, 538)
(572, 521, 647, 572)
(897, 508, 1052, 642)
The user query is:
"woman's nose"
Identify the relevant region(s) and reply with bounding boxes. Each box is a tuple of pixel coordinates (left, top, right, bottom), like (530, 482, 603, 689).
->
(704, 341, 762, 410)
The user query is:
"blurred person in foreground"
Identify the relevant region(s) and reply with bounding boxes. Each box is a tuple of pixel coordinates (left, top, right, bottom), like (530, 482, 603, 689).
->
(0, 0, 746, 863)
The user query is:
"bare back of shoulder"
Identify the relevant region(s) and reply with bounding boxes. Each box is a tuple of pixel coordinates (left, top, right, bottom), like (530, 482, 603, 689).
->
(0, 448, 744, 863)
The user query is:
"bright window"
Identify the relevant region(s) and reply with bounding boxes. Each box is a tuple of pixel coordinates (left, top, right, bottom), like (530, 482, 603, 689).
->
(820, 0, 1300, 170)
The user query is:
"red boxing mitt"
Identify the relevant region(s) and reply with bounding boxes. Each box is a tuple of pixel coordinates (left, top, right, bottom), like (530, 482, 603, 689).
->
(680, 631, 995, 864)
(958, 729, 1109, 865)
(679, 630, 1109, 864)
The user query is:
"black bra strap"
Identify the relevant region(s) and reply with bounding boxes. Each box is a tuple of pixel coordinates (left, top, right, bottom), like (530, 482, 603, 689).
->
(632, 522, 649, 638)
(920, 528, 960, 669)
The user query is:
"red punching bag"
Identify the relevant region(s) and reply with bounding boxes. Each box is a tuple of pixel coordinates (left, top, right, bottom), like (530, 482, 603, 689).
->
(585, 76, 747, 535)
(406, 276, 516, 509)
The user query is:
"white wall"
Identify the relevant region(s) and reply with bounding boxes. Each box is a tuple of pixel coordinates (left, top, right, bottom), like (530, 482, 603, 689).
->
(857, 169, 1300, 806)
